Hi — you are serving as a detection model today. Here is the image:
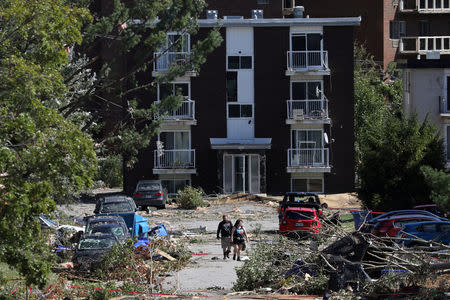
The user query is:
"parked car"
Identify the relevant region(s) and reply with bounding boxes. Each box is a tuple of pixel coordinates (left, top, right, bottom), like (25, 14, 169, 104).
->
(73, 233, 119, 271)
(85, 215, 129, 233)
(87, 223, 131, 241)
(279, 207, 322, 235)
(278, 192, 326, 220)
(371, 214, 442, 237)
(413, 204, 446, 218)
(359, 210, 447, 233)
(132, 180, 168, 210)
(397, 221, 450, 247)
(94, 195, 137, 214)
(93, 197, 150, 238)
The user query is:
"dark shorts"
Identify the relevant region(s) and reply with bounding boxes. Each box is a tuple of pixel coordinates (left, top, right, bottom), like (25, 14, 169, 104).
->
(233, 239, 245, 245)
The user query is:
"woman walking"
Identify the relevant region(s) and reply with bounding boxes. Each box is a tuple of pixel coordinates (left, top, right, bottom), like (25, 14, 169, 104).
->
(230, 219, 248, 261)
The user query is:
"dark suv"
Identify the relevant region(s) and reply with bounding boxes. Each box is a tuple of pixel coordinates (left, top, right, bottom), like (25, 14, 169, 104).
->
(94, 195, 137, 214)
(133, 180, 168, 210)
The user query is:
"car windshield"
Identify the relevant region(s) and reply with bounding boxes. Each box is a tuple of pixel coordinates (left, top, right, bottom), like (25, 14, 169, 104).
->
(286, 211, 315, 220)
(78, 237, 117, 250)
(286, 196, 318, 204)
(137, 183, 160, 191)
(101, 202, 133, 213)
(89, 225, 125, 237)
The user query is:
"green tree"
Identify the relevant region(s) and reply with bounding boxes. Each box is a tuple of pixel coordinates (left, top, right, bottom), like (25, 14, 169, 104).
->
(0, 0, 96, 287)
(61, 0, 223, 182)
(354, 44, 446, 210)
(358, 115, 445, 211)
(421, 166, 450, 213)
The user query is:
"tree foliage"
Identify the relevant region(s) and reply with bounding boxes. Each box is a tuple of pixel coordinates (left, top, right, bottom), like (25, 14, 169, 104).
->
(0, 0, 96, 287)
(421, 166, 450, 213)
(354, 45, 446, 210)
(62, 0, 223, 173)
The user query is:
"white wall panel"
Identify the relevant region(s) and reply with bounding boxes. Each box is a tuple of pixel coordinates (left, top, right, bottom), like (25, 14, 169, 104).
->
(226, 27, 253, 55)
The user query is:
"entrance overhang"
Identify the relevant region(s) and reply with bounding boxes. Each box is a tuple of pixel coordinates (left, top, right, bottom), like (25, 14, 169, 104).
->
(210, 138, 272, 150)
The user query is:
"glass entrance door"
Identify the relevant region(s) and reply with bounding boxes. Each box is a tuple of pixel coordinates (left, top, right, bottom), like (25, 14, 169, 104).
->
(223, 154, 260, 194)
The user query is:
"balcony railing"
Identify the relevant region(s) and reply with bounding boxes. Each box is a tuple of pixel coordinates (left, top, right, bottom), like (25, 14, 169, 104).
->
(154, 149, 196, 169)
(287, 148, 329, 168)
(287, 51, 329, 71)
(153, 52, 190, 72)
(400, 36, 450, 53)
(400, 0, 450, 12)
(157, 100, 195, 120)
(286, 99, 329, 121)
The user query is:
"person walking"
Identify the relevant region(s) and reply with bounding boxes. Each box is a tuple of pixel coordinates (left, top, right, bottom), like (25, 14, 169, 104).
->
(230, 219, 248, 261)
(217, 214, 233, 259)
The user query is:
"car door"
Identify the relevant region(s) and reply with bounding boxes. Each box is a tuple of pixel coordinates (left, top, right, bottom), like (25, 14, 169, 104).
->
(437, 223, 450, 245)
(420, 223, 439, 242)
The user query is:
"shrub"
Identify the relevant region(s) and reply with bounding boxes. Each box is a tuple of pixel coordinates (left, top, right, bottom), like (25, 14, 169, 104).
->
(95, 154, 123, 188)
(177, 186, 205, 209)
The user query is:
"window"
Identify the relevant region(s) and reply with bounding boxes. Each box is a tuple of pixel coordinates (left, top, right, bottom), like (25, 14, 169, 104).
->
(167, 33, 190, 53)
(291, 130, 323, 149)
(291, 81, 322, 99)
(440, 224, 450, 232)
(161, 179, 191, 195)
(159, 131, 190, 150)
(446, 76, 450, 112)
(227, 56, 252, 69)
(418, 21, 430, 36)
(291, 178, 323, 193)
(228, 104, 253, 118)
(446, 126, 450, 161)
(422, 223, 437, 232)
(257, 0, 269, 4)
(390, 21, 406, 39)
(291, 33, 322, 51)
(158, 83, 189, 100)
(226, 72, 237, 102)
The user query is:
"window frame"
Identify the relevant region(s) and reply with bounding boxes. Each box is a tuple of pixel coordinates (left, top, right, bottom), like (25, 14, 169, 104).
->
(290, 128, 324, 149)
(166, 32, 191, 53)
(157, 81, 191, 101)
(226, 103, 254, 119)
(290, 177, 324, 193)
(389, 20, 406, 40)
(289, 31, 324, 52)
(158, 130, 191, 150)
(226, 55, 253, 70)
(290, 80, 324, 100)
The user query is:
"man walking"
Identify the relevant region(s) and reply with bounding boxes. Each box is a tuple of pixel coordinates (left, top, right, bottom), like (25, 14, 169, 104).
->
(217, 214, 233, 259)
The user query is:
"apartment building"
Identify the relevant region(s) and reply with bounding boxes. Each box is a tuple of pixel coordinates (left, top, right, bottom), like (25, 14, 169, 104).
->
(123, 6, 360, 195)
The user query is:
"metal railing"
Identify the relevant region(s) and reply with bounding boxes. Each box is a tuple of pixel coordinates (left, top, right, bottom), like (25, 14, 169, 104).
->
(153, 52, 190, 72)
(157, 100, 195, 120)
(401, 0, 450, 11)
(287, 51, 328, 71)
(154, 149, 196, 169)
(287, 148, 329, 168)
(400, 36, 450, 53)
(286, 99, 329, 120)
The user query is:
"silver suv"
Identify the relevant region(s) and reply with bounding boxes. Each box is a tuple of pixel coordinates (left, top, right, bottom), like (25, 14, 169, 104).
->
(133, 180, 168, 210)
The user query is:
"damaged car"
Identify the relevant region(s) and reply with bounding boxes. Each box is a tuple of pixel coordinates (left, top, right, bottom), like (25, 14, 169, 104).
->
(73, 233, 119, 271)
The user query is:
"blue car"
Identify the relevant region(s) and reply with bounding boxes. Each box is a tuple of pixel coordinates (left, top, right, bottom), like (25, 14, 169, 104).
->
(397, 221, 450, 247)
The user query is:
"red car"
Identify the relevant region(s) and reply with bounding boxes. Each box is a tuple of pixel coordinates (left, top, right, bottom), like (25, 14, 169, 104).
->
(371, 214, 441, 237)
(279, 207, 322, 235)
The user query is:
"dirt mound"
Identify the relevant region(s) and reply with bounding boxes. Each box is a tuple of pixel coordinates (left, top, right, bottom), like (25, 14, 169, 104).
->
(320, 193, 362, 209)
(210, 193, 362, 209)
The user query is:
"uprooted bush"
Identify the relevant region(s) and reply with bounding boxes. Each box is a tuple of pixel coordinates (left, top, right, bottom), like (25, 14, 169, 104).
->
(176, 186, 206, 209)
(92, 238, 191, 286)
(234, 236, 328, 295)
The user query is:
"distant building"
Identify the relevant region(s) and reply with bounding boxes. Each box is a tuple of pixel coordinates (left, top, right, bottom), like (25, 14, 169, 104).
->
(123, 5, 360, 195)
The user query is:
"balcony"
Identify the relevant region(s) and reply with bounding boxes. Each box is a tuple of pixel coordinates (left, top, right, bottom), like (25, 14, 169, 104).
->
(286, 99, 330, 124)
(400, 36, 450, 54)
(286, 51, 330, 75)
(287, 148, 330, 173)
(439, 96, 450, 118)
(153, 149, 196, 174)
(157, 100, 196, 125)
(153, 52, 195, 76)
(399, 0, 450, 13)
